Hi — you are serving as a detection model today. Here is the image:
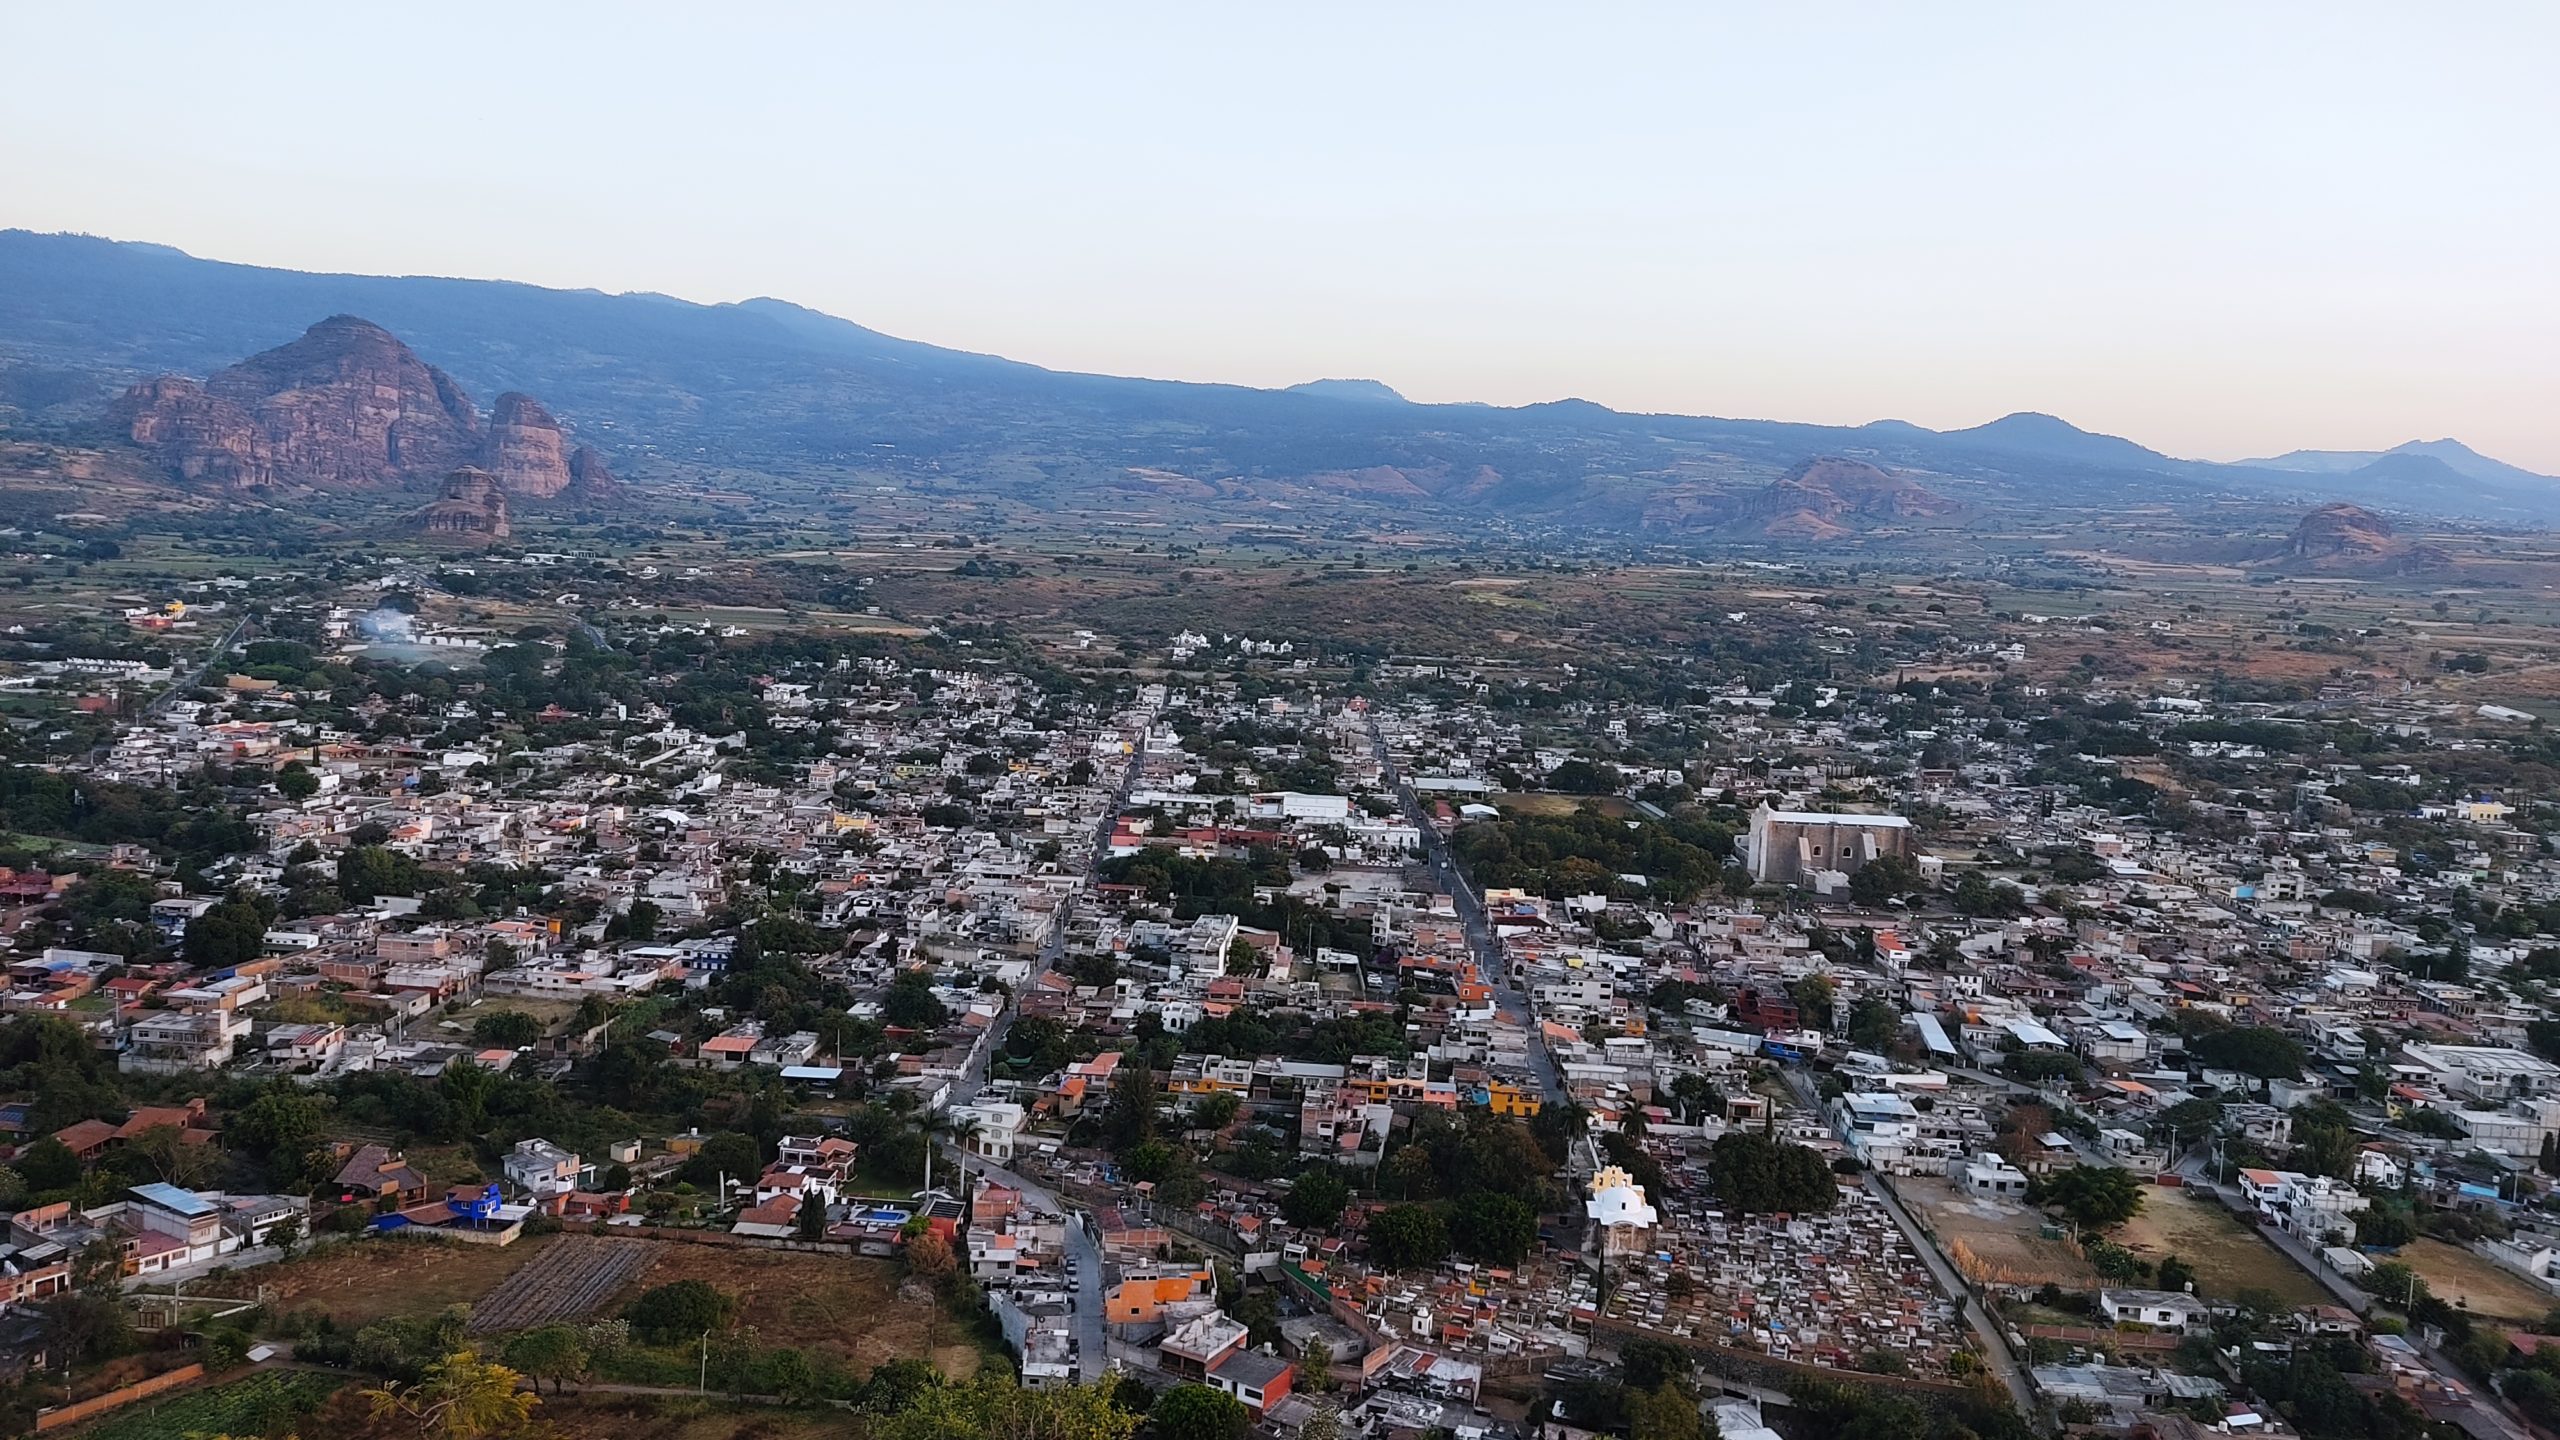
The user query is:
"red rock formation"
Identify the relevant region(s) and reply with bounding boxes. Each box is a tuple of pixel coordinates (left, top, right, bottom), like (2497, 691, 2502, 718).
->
(108, 377, 271, 487)
(483, 391, 574, 497)
(2281, 502, 2449, 571)
(412, 466, 511, 539)
(116, 315, 483, 490)
(567, 445, 620, 498)
(1713, 456, 1956, 538)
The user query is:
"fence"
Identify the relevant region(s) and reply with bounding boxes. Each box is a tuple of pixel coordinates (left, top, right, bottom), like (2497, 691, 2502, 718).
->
(1588, 1315, 1980, 1411)
(34, 1363, 207, 1432)
(2018, 1324, 2181, 1353)
(570, 1220, 861, 1255)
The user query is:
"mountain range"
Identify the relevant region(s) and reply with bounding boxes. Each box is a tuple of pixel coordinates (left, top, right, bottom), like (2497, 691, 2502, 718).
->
(1, 229, 2553, 529)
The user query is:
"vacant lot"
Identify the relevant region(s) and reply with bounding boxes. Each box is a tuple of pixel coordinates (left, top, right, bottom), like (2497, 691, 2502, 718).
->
(234, 1234, 556, 1328)
(1897, 1176, 2098, 1290)
(1493, 792, 1632, 819)
(2403, 1239, 2558, 1323)
(2114, 1189, 2327, 1308)
(627, 1244, 988, 1379)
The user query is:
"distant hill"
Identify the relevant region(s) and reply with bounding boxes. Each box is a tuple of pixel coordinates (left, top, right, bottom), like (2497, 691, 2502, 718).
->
(1936, 412, 2176, 471)
(1285, 378, 1408, 404)
(2277, 501, 2451, 572)
(3, 228, 2554, 527)
(2243, 438, 2554, 488)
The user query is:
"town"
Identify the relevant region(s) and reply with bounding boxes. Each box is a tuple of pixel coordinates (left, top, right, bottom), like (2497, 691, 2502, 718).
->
(0, 538, 2556, 1440)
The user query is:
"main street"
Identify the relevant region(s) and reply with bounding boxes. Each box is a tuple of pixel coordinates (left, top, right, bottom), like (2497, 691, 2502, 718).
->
(950, 729, 1144, 1109)
(1363, 713, 1564, 1102)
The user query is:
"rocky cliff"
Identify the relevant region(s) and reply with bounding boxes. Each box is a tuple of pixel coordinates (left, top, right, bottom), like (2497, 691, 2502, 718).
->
(482, 391, 572, 497)
(2281, 502, 2450, 571)
(412, 466, 511, 539)
(567, 444, 619, 498)
(1713, 456, 1956, 539)
(112, 316, 613, 500)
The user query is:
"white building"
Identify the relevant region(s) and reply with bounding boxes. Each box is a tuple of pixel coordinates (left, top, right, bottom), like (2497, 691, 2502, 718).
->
(503, 1139, 583, 1199)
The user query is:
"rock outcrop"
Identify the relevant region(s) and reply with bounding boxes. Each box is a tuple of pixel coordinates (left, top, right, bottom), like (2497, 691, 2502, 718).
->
(2287, 502, 2396, 559)
(109, 377, 269, 487)
(481, 392, 574, 497)
(1713, 456, 1956, 539)
(2280, 502, 2450, 571)
(567, 444, 620, 499)
(412, 466, 511, 539)
(113, 317, 615, 501)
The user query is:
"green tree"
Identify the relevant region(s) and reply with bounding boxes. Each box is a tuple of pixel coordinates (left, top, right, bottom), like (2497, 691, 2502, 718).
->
(183, 895, 269, 969)
(501, 1324, 589, 1395)
(275, 762, 321, 801)
(1628, 1383, 1708, 1440)
(1847, 854, 1919, 906)
(470, 1011, 543, 1049)
(1450, 1191, 1539, 1265)
(225, 1087, 333, 1186)
(624, 1280, 736, 1344)
(683, 1131, 766, 1188)
(438, 1057, 497, 1141)
(872, 1376, 1141, 1440)
(2036, 1164, 2144, 1235)
(1366, 1204, 1450, 1270)
(1283, 1167, 1351, 1231)
(1846, 996, 1899, 1053)
(2188, 1027, 2307, 1081)
(1788, 974, 1836, 1030)
(1151, 1384, 1250, 1440)
(1707, 1131, 1838, 1215)
(361, 1348, 540, 1439)
(13, 1136, 80, 1194)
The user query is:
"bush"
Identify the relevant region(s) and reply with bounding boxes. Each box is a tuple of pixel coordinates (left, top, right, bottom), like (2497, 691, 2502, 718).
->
(624, 1279, 735, 1344)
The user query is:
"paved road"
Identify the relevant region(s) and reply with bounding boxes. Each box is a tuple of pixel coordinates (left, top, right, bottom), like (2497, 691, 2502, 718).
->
(89, 614, 255, 770)
(1363, 714, 1563, 1102)
(952, 730, 1144, 1108)
(935, 728, 1142, 1385)
(1767, 1063, 2037, 1420)
(954, 1149, 1109, 1383)
(1860, 1173, 2041, 1421)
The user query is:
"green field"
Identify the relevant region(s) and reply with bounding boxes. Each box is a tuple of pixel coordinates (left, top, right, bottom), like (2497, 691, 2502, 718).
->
(77, 1369, 345, 1440)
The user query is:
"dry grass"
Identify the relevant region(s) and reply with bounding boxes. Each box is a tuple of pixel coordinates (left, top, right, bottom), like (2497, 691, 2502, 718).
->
(1492, 792, 1632, 819)
(248, 1234, 561, 1328)
(2113, 1189, 2328, 1308)
(534, 1394, 849, 1440)
(1897, 1176, 2099, 1290)
(2403, 1239, 2559, 1324)
(627, 1244, 987, 1379)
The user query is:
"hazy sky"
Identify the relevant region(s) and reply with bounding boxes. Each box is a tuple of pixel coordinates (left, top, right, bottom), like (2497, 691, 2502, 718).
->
(7, 4, 2557, 469)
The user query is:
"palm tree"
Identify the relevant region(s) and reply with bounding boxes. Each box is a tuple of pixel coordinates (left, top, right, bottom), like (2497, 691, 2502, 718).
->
(915, 1110, 983, 1202)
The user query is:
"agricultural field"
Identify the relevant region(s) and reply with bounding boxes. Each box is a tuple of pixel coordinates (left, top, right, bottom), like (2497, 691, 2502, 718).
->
(2113, 1189, 2328, 1309)
(76, 1369, 344, 1440)
(469, 1236, 660, 1334)
(242, 1233, 560, 1328)
(2401, 1239, 2559, 1324)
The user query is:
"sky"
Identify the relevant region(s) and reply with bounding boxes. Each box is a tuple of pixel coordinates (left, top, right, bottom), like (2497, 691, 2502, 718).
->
(6, 4, 2557, 470)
